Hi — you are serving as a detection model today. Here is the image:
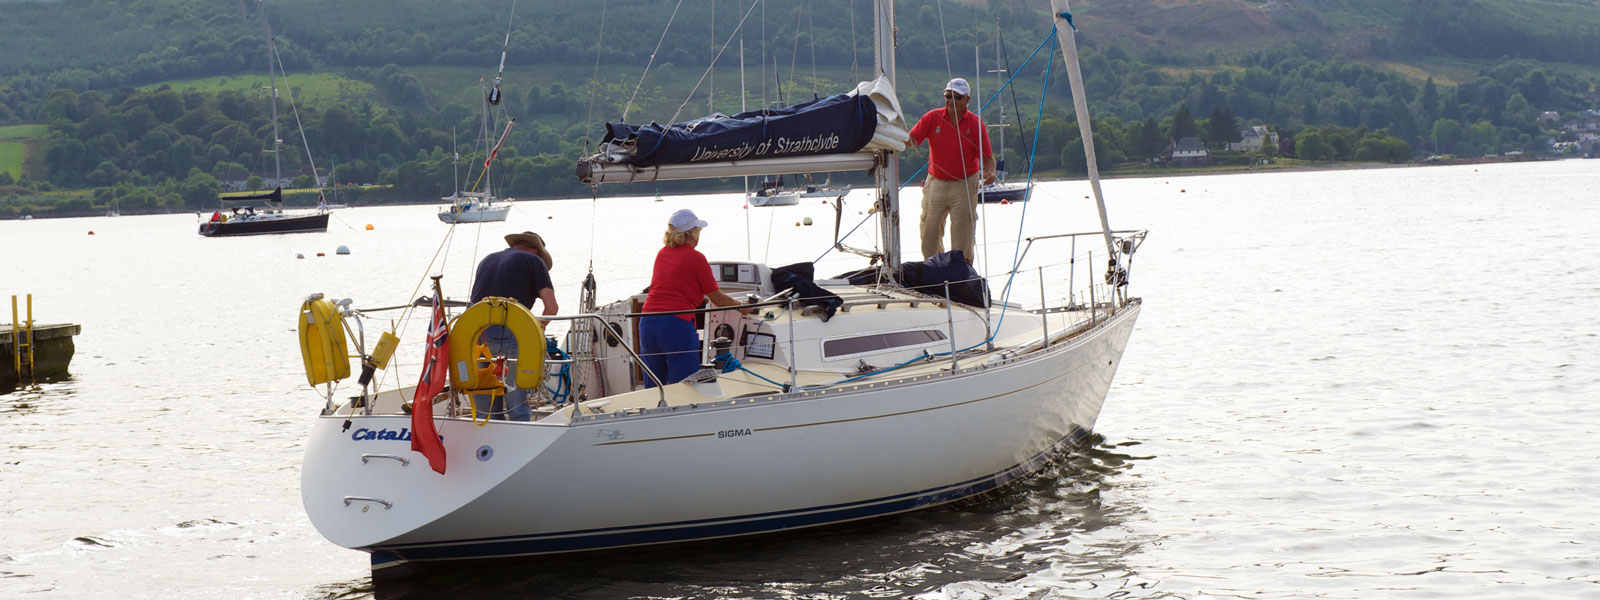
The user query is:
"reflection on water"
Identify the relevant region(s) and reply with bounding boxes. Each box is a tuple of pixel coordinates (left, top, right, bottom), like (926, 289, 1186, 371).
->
(361, 439, 1145, 600)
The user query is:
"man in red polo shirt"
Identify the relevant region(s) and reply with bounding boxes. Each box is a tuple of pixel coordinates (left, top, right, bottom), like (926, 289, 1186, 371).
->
(908, 77, 995, 265)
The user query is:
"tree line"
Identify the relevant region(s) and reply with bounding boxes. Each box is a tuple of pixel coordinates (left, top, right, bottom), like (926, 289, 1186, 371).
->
(1, 0, 1596, 216)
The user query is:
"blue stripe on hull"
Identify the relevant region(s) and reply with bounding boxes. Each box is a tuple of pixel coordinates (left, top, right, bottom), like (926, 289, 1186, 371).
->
(368, 426, 1091, 568)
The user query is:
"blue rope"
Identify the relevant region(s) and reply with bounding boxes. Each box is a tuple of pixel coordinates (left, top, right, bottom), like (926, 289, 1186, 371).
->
(926, 27, 1058, 361)
(713, 352, 789, 390)
(544, 338, 572, 404)
(1058, 12, 1076, 31)
(805, 351, 932, 389)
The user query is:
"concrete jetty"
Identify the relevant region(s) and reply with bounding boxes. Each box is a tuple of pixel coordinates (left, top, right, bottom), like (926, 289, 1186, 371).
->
(2, 323, 81, 386)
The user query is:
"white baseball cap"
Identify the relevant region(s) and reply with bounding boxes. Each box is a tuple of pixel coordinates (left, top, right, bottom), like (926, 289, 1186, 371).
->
(944, 78, 971, 98)
(668, 208, 709, 231)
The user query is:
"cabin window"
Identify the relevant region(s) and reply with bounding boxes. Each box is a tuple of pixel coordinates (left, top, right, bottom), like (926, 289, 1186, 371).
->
(822, 330, 947, 359)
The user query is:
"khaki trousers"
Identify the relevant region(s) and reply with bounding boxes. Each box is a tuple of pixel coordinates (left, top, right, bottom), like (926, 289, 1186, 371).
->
(920, 175, 980, 261)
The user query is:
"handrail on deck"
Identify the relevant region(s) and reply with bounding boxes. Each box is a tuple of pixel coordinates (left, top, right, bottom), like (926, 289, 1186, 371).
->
(541, 313, 667, 407)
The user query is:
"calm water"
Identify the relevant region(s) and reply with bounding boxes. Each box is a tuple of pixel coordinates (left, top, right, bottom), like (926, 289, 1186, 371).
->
(2, 160, 1597, 599)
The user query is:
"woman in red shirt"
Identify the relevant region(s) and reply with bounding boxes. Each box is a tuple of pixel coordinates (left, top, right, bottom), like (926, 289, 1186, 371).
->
(639, 209, 750, 387)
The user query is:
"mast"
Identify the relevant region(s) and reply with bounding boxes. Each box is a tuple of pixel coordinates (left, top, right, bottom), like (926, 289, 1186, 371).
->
(873, 0, 901, 276)
(990, 17, 1007, 181)
(481, 78, 493, 199)
(1050, 0, 1117, 262)
(260, 0, 281, 198)
(741, 38, 751, 261)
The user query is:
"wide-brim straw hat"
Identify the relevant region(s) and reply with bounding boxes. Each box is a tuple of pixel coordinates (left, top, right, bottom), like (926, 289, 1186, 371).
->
(504, 231, 552, 269)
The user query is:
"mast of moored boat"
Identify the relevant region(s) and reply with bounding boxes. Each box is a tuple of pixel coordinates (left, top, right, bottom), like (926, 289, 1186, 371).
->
(873, 0, 902, 277)
(989, 17, 1010, 184)
(261, 0, 282, 210)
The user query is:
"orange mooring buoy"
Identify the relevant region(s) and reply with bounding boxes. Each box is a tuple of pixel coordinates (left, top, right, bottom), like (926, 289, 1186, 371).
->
(365, 224, 374, 230)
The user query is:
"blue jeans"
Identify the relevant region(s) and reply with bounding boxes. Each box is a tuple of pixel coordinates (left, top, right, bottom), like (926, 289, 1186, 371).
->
(472, 325, 532, 421)
(638, 315, 701, 388)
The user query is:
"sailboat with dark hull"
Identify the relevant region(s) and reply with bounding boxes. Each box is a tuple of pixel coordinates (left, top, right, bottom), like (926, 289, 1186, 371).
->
(199, 2, 328, 238)
(199, 188, 329, 236)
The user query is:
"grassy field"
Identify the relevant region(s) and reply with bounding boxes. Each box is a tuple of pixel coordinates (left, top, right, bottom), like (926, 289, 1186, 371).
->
(1371, 56, 1600, 88)
(0, 141, 23, 180)
(0, 124, 45, 181)
(0, 124, 47, 139)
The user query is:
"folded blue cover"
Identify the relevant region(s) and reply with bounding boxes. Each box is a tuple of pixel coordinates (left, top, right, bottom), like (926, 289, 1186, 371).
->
(603, 93, 878, 167)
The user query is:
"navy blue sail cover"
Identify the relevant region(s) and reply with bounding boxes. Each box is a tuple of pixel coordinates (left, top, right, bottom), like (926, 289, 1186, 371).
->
(603, 93, 878, 167)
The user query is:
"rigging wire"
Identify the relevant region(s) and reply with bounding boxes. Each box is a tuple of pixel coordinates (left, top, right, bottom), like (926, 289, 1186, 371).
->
(848, 0, 859, 84)
(709, 0, 715, 113)
(936, 0, 953, 81)
(997, 24, 1036, 167)
(808, 5, 818, 98)
(664, 0, 762, 126)
(786, 4, 802, 100)
(583, 0, 608, 150)
(621, 0, 686, 123)
(488, 0, 518, 106)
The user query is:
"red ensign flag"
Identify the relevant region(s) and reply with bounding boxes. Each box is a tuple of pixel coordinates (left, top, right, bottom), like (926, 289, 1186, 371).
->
(410, 294, 450, 473)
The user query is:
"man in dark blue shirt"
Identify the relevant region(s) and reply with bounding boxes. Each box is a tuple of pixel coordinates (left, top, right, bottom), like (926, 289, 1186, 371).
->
(469, 231, 557, 421)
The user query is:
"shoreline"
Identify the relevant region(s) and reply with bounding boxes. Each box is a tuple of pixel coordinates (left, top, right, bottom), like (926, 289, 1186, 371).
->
(6, 155, 1578, 220)
(1028, 153, 1563, 184)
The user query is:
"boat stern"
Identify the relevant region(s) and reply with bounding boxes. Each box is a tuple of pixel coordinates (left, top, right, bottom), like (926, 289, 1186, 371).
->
(300, 413, 565, 551)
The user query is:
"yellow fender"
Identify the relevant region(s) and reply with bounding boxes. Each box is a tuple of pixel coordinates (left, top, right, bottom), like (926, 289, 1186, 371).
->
(298, 294, 351, 386)
(448, 297, 544, 392)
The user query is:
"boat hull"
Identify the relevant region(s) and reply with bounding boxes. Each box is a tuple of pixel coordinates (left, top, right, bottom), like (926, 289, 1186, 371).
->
(438, 205, 511, 223)
(748, 193, 801, 207)
(198, 212, 329, 236)
(302, 302, 1140, 567)
(977, 182, 1030, 203)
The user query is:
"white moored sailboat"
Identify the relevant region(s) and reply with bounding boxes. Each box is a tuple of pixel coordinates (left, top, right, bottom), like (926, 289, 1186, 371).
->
(299, 0, 1143, 570)
(438, 6, 518, 225)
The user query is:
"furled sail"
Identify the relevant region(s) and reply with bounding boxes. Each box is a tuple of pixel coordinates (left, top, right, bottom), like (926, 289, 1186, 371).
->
(577, 77, 906, 183)
(220, 187, 283, 204)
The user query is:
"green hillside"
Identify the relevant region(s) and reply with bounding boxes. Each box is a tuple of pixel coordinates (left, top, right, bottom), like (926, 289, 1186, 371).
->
(1, 0, 1597, 218)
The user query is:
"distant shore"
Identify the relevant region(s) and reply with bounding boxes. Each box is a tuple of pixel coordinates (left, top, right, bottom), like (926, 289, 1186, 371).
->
(6, 154, 1578, 220)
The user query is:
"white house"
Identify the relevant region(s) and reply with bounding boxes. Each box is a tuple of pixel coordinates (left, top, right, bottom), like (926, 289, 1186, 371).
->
(1167, 137, 1211, 167)
(1228, 125, 1279, 152)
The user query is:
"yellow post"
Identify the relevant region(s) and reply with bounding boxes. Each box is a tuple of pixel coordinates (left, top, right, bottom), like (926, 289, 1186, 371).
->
(10, 296, 17, 375)
(24, 294, 34, 378)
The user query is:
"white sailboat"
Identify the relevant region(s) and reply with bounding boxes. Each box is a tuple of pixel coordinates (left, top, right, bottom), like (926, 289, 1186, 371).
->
(438, 7, 518, 225)
(437, 94, 514, 224)
(299, 0, 1142, 570)
(747, 175, 802, 206)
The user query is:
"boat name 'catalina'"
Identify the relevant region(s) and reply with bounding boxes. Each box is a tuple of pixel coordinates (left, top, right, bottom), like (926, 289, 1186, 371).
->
(688, 133, 841, 163)
(352, 427, 411, 442)
(717, 428, 753, 439)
